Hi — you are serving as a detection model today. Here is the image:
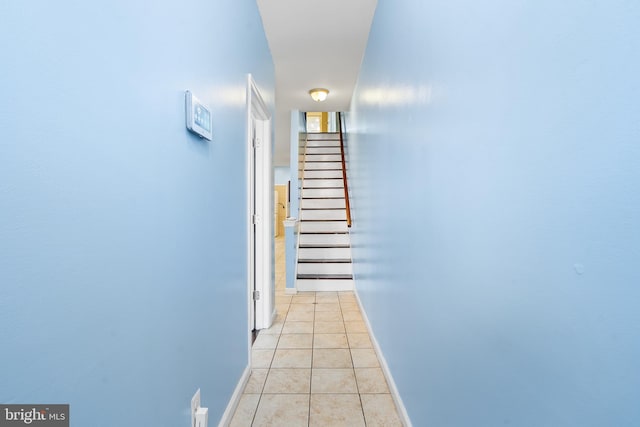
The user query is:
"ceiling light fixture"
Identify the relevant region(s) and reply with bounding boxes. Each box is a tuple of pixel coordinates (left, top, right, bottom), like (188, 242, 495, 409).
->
(309, 88, 329, 102)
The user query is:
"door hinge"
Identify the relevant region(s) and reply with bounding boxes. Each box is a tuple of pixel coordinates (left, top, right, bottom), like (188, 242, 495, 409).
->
(252, 214, 261, 224)
(253, 290, 260, 300)
(253, 137, 262, 148)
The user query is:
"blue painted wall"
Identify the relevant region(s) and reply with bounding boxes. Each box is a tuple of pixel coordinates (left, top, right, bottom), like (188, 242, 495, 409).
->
(0, 1, 273, 425)
(349, 0, 640, 425)
(274, 167, 290, 185)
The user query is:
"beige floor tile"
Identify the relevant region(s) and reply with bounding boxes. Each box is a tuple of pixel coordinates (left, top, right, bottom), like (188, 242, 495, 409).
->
(271, 349, 312, 368)
(252, 349, 275, 368)
(263, 368, 311, 394)
(274, 310, 288, 322)
(360, 394, 403, 427)
(347, 333, 373, 349)
(344, 321, 368, 334)
(313, 333, 349, 349)
(229, 394, 260, 427)
(282, 321, 313, 334)
(315, 293, 339, 304)
(314, 321, 345, 333)
(312, 348, 353, 368)
(260, 321, 284, 335)
(286, 309, 314, 322)
(355, 368, 389, 393)
(252, 394, 309, 427)
(342, 310, 363, 322)
(277, 333, 313, 349)
(309, 394, 365, 427)
(315, 303, 341, 312)
(275, 295, 292, 304)
(244, 369, 268, 393)
(310, 368, 358, 393)
(338, 294, 357, 302)
(253, 333, 279, 349)
(292, 293, 316, 304)
(339, 302, 359, 311)
(314, 311, 343, 322)
(351, 348, 380, 368)
(288, 303, 315, 313)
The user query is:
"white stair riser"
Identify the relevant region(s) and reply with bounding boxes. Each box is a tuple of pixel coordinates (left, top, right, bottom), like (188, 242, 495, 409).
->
(299, 233, 350, 246)
(301, 210, 346, 221)
(303, 179, 343, 188)
(304, 162, 342, 170)
(296, 279, 354, 292)
(298, 247, 351, 260)
(306, 147, 342, 155)
(297, 263, 353, 275)
(306, 140, 340, 147)
(304, 170, 343, 179)
(301, 199, 345, 209)
(299, 221, 349, 233)
(307, 133, 340, 141)
(302, 188, 344, 198)
(304, 154, 342, 162)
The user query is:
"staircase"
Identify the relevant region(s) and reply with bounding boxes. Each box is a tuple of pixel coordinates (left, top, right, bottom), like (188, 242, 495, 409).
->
(296, 132, 354, 292)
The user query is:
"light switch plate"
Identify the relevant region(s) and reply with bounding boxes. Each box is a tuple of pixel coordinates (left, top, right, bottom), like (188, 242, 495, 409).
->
(191, 389, 201, 427)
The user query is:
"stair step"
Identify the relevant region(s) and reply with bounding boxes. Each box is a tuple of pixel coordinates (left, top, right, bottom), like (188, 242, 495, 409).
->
(299, 244, 350, 249)
(296, 279, 354, 292)
(297, 262, 353, 275)
(301, 199, 345, 209)
(303, 162, 342, 170)
(303, 154, 342, 162)
(298, 247, 351, 260)
(306, 140, 340, 147)
(305, 147, 342, 155)
(303, 179, 343, 188)
(298, 258, 351, 263)
(303, 170, 343, 179)
(307, 133, 340, 140)
(299, 221, 349, 233)
(297, 274, 353, 280)
(299, 233, 350, 246)
(302, 188, 345, 198)
(300, 209, 346, 221)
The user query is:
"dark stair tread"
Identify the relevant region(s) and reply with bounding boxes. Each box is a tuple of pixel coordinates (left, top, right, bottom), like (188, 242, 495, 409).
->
(301, 198, 346, 201)
(297, 274, 353, 280)
(300, 232, 349, 235)
(300, 208, 346, 210)
(299, 218, 347, 222)
(299, 244, 350, 249)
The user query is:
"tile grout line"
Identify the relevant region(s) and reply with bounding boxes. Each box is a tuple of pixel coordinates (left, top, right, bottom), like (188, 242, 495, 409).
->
(340, 294, 368, 426)
(308, 292, 316, 427)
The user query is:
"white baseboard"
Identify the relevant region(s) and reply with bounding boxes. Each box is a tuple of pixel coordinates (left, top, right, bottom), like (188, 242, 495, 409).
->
(284, 287, 298, 295)
(354, 290, 413, 427)
(217, 365, 251, 427)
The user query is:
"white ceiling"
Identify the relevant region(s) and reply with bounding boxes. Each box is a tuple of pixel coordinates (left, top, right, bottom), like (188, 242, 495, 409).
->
(256, 0, 378, 166)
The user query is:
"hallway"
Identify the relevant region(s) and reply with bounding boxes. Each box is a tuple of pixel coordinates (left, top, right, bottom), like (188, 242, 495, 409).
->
(229, 238, 402, 426)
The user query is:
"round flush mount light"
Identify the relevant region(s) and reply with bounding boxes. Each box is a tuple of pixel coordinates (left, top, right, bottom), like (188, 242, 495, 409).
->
(309, 88, 329, 102)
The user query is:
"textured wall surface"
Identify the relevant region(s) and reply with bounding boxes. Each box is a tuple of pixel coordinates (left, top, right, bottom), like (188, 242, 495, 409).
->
(348, 0, 640, 425)
(0, 1, 273, 425)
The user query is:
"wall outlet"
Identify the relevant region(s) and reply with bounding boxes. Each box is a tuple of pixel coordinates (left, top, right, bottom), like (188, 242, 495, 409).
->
(191, 389, 201, 427)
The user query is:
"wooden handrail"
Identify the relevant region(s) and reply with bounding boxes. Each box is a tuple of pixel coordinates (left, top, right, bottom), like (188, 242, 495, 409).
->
(338, 112, 352, 228)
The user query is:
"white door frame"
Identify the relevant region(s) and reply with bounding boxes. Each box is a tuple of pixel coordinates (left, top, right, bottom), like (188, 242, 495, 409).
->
(246, 74, 275, 349)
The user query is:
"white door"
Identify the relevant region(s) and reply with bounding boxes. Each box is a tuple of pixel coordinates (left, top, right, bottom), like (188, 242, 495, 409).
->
(247, 75, 275, 339)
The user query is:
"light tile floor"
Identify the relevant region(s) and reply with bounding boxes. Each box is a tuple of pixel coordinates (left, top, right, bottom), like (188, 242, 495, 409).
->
(229, 237, 403, 426)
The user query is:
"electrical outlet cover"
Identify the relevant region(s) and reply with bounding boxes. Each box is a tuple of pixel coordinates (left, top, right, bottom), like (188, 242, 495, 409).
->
(191, 389, 201, 427)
